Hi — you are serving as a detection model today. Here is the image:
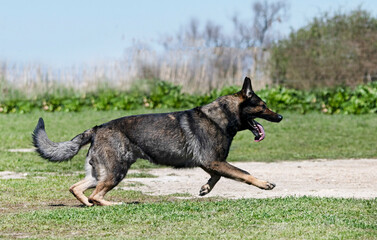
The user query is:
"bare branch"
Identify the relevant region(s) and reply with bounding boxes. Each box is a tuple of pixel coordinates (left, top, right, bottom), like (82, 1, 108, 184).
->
(233, 0, 288, 48)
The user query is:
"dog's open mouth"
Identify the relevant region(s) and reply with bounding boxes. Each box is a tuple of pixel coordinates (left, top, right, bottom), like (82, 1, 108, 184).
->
(248, 119, 265, 142)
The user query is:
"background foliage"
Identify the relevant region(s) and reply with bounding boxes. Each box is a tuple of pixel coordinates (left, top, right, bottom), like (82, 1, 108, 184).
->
(269, 9, 377, 89)
(1, 80, 376, 114)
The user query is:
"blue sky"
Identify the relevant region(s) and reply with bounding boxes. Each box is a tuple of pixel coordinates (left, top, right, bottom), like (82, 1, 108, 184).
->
(1, 0, 376, 67)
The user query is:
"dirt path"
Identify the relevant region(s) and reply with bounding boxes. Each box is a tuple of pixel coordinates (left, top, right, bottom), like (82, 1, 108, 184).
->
(1, 158, 376, 199)
(122, 159, 377, 199)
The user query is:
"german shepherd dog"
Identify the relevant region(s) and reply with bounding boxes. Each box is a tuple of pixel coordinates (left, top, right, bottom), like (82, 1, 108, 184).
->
(32, 77, 282, 206)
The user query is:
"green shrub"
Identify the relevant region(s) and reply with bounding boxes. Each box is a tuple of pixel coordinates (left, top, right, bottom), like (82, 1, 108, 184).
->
(269, 9, 377, 89)
(0, 81, 376, 114)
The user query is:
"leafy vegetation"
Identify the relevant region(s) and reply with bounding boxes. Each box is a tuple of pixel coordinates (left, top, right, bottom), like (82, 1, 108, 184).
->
(0, 80, 376, 114)
(258, 82, 377, 114)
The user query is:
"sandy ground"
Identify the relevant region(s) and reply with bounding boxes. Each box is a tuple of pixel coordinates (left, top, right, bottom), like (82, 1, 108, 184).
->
(1, 157, 376, 199)
(122, 159, 377, 199)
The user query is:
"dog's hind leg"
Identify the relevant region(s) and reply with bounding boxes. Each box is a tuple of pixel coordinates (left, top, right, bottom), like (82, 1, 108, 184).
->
(86, 132, 140, 206)
(69, 177, 97, 206)
(88, 151, 134, 206)
(88, 180, 121, 206)
(204, 161, 275, 190)
(69, 158, 97, 206)
(199, 167, 221, 196)
(88, 162, 134, 206)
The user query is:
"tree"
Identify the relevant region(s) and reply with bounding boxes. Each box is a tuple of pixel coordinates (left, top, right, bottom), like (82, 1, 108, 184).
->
(233, 0, 288, 77)
(269, 8, 377, 89)
(154, 1, 289, 91)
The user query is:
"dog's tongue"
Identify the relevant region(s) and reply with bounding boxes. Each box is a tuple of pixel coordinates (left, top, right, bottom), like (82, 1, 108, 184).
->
(254, 122, 265, 142)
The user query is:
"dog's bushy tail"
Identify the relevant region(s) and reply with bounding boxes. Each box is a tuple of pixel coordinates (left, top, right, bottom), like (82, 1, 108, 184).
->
(32, 118, 94, 162)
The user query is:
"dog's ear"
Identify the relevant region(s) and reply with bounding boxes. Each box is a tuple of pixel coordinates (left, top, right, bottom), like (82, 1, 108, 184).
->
(241, 77, 253, 98)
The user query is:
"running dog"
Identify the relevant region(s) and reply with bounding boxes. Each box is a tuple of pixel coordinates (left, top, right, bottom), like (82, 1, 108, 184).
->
(32, 77, 283, 206)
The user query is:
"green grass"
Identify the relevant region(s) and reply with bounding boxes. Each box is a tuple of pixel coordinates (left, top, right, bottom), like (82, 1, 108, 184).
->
(126, 172, 157, 178)
(0, 110, 376, 173)
(230, 111, 377, 161)
(0, 174, 376, 239)
(0, 110, 376, 239)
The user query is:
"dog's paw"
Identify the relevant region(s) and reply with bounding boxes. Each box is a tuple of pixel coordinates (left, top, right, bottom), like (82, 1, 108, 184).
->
(259, 181, 276, 190)
(199, 184, 211, 196)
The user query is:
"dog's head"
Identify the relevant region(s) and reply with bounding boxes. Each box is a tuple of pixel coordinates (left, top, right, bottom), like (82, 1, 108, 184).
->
(238, 77, 283, 142)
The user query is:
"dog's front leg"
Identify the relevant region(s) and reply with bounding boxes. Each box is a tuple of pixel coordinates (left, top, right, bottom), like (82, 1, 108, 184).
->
(204, 161, 275, 190)
(199, 167, 221, 196)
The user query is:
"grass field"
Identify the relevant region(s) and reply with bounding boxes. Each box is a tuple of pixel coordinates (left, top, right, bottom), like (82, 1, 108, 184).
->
(0, 110, 376, 172)
(0, 110, 376, 239)
(1, 189, 375, 239)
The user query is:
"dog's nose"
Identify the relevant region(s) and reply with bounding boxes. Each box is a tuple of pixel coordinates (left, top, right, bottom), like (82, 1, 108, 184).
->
(277, 114, 283, 122)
